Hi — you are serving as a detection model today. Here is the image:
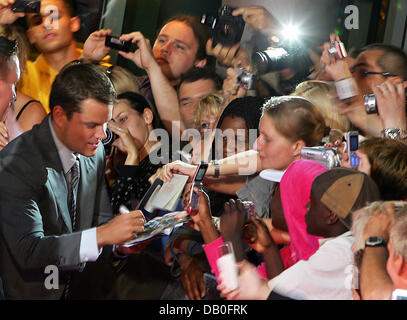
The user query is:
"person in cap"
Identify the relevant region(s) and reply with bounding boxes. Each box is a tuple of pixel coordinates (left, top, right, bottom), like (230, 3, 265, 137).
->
(218, 168, 381, 300)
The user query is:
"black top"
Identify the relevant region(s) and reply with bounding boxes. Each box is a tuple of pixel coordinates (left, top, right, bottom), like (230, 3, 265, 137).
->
(110, 152, 164, 213)
(16, 99, 40, 120)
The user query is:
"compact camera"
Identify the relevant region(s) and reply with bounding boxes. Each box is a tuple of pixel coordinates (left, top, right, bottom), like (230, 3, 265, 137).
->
(12, 0, 41, 13)
(300, 146, 341, 169)
(328, 41, 348, 60)
(201, 6, 245, 47)
(364, 92, 407, 114)
(105, 35, 131, 53)
(235, 67, 255, 90)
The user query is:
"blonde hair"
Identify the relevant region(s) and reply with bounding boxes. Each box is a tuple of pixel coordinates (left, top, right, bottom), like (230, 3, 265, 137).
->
(97, 65, 140, 95)
(390, 215, 407, 261)
(292, 80, 351, 133)
(193, 91, 224, 130)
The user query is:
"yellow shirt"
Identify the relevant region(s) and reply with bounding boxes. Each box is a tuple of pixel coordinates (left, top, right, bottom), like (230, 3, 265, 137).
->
(19, 48, 110, 114)
(19, 48, 82, 114)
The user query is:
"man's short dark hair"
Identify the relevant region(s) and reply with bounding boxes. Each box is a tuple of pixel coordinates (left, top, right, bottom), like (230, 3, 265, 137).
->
(178, 66, 222, 94)
(49, 61, 117, 119)
(361, 43, 407, 80)
(0, 36, 18, 80)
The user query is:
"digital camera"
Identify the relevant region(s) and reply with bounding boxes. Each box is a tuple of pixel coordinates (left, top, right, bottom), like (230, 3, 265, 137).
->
(235, 67, 256, 90)
(12, 0, 41, 13)
(364, 92, 407, 114)
(201, 6, 245, 47)
(300, 147, 341, 169)
(105, 35, 131, 53)
(328, 41, 348, 60)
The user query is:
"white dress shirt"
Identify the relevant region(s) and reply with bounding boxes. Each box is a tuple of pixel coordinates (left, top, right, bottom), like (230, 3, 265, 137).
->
(268, 231, 354, 300)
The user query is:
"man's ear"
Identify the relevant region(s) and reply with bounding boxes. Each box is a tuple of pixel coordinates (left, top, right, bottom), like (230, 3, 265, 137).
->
(398, 255, 407, 287)
(194, 58, 207, 68)
(52, 105, 68, 128)
(70, 16, 81, 33)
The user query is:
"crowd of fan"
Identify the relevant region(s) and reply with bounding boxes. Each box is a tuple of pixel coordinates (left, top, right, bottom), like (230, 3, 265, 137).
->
(0, 0, 406, 300)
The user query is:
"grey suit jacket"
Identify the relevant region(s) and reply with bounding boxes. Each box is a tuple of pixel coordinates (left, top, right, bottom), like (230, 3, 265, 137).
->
(0, 116, 113, 299)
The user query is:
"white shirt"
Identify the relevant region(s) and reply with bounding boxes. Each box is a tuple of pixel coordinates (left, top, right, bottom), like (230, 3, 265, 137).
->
(268, 231, 354, 300)
(49, 117, 100, 263)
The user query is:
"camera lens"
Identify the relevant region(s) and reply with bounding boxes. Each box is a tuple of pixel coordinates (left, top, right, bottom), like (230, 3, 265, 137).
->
(252, 48, 291, 74)
(214, 22, 237, 46)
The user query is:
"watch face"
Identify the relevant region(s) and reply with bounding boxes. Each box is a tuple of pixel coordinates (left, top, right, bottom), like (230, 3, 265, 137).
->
(366, 236, 385, 247)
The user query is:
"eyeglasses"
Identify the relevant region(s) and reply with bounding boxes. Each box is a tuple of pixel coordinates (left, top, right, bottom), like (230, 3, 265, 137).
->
(362, 71, 398, 77)
(352, 70, 399, 78)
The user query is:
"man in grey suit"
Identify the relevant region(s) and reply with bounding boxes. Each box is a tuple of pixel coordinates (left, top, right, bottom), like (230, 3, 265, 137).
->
(0, 61, 146, 299)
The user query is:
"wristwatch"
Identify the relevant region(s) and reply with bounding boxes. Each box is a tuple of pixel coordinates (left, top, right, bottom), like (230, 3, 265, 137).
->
(365, 236, 387, 248)
(212, 160, 220, 178)
(381, 128, 407, 140)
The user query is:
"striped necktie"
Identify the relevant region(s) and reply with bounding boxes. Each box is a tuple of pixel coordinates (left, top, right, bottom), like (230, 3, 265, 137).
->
(64, 156, 80, 300)
(67, 157, 80, 230)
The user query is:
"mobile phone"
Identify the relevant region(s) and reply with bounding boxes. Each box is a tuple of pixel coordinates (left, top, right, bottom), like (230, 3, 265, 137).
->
(105, 35, 131, 53)
(188, 162, 208, 211)
(12, 0, 41, 13)
(345, 131, 359, 169)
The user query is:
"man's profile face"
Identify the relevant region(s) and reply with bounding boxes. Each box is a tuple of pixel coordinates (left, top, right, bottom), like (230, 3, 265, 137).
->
(0, 55, 20, 120)
(305, 192, 330, 237)
(59, 98, 112, 157)
(178, 78, 216, 129)
(26, 0, 78, 54)
(351, 49, 387, 95)
(153, 21, 206, 83)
